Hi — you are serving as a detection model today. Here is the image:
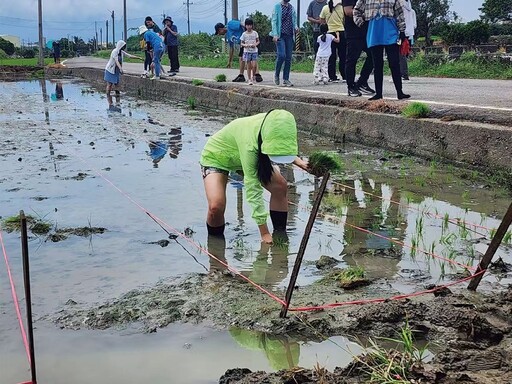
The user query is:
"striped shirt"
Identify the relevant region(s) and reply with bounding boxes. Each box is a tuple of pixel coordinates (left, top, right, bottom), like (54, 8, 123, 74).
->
(353, 0, 405, 32)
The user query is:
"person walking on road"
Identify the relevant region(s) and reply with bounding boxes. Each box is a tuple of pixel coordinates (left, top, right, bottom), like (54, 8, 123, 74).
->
(313, 24, 339, 84)
(399, 0, 416, 81)
(163, 17, 180, 75)
(320, 0, 347, 83)
(342, 0, 375, 97)
(306, 0, 328, 55)
(271, 0, 299, 87)
(354, 0, 411, 100)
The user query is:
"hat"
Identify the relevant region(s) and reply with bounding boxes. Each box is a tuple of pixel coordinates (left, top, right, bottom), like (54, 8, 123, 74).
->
(214, 22, 225, 35)
(138, 25, 148, 35)
(163, 17, 172, 23)
(269, 155, 296, 164)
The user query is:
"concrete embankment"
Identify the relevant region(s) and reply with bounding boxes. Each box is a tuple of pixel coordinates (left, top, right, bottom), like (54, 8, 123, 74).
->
(47, 67, 512, 179)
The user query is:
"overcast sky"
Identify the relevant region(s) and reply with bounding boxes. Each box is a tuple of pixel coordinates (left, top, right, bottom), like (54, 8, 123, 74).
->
(0, 0, 484, 45)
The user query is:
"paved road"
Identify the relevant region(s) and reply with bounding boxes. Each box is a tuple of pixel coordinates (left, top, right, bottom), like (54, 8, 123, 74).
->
(65, 56, 512, 111)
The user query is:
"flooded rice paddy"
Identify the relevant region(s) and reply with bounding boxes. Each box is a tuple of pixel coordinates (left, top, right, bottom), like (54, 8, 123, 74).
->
(1, 78, 511, 383)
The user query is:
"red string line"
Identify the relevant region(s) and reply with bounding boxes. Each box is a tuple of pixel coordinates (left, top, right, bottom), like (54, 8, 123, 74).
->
(44, 130, 287, 306)
(0, 227, 31, 364)
(289, 269, 486, 312)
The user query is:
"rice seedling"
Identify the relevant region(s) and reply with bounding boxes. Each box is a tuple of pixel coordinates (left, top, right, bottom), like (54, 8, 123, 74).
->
(440, 233, 457, 246)
(191, 79, 204, 86)
(332, 266, 367, 289)
(321, 193, 350, 216)
(490, 228, 497, 240)
(353, 321, 430, 383)
(442, 213, 450, 234)
(401, 102, 431, 118)
(214, 74, 227, 82)
(504, 231, 512, 245)
(308, 151, 343, 176)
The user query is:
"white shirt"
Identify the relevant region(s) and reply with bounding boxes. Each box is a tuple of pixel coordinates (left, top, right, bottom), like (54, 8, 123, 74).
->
(241, 31, 259, 53)
(316, 33, 334, 58)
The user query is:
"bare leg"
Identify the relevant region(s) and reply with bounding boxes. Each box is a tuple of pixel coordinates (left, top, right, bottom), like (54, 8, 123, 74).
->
(204, 172, 229, 227)
(263, 165, 289, 231)
(228, 47, 234, 68)
(106, 83, 113, 106)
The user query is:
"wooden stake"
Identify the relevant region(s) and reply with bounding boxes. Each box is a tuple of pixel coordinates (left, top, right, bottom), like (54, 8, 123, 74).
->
(20, 211, 37, 384)
(280, 172, 330, 318)
(468, 202, 512, 291)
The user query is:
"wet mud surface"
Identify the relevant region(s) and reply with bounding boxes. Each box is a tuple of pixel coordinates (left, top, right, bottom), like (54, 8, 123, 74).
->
(2, 78, 512, 383)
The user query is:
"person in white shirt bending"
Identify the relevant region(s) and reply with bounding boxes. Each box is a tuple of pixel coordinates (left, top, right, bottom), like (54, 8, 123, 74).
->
(313, 23, 339, 85)
(240, 18, 260, 85)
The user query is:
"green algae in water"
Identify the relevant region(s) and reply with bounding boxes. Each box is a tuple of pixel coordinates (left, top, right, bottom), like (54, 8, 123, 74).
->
(308, 151, 343, 175)
(2, 214, 51, 234)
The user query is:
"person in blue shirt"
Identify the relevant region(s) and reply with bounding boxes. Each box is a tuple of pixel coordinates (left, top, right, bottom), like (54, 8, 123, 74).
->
(163, 17, 180, 74)
(139, 25, 165, 79)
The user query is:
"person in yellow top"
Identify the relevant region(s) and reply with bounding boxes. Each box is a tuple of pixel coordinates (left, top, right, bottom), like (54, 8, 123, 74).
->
(320, 0, 347, 82)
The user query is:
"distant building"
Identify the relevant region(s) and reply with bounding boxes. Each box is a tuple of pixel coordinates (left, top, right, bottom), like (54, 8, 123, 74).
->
(0, 35, 21, 48)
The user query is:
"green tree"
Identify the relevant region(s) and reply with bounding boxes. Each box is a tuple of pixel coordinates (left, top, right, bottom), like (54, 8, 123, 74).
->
(246, 10, 272, 39)
(412, 0, 455, 46)
(480, 0, 512, 22)
(0, 37, 15, 55)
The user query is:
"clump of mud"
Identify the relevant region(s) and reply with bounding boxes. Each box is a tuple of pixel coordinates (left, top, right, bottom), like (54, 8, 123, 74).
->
(48, 227, 106, 242)
(52, 273, 512, 383)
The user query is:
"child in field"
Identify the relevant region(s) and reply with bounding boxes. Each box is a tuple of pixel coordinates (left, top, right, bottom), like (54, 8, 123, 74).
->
(104, 40, 143, 109)
(240, 18, 259, 85)
(313, 24, 339, 85)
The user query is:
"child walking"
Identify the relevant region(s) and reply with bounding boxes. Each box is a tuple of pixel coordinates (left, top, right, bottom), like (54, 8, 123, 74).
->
(240, 18, 259, 85)
(104, 40, 143, 109)
(313, 24, 339, 85)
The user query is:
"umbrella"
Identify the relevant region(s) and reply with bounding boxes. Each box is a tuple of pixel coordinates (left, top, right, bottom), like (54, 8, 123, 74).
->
(46, 40, 54, 49)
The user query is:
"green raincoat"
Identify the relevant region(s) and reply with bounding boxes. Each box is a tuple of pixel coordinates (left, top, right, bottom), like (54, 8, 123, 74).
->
(200, 110, 298, 225)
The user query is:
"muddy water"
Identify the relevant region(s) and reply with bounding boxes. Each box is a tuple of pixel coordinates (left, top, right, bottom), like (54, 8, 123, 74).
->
(0, 79, 511, 383)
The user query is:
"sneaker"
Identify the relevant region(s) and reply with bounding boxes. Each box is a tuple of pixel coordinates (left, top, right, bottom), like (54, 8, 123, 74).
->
(328, 77, 340, 83)
(255, 73, 263, 82)
(282, 80, 293, 87)
(341, 79, 347, 84)
(233, 74, 246, 82)
(173, 69, 180, 73)
(168, 72, 177, 77)
(141, 73, 148, 78)
(248, 80, 253, 85)
(149, 74, 156, 80)
(274, 77, 280, 86)
(397, 92, 411, 100)
(402, 76, 410, 81)
(358, 84, 376, 94)
(348, 86, 362, 97)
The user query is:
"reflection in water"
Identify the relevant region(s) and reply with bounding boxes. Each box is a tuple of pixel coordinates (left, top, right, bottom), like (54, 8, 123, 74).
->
(51, 81, 64, 101)
(208, 234, 227, 273)
(245, 234, 290, 286)
(230, 328, 300, 370)
(146, 129, 184, 168)
(38, 79, 50, 124)
(148, 141, 168, 168)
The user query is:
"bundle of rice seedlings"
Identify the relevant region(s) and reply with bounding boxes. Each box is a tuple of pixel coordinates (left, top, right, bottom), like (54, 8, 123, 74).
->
(308, 151, 343, 175)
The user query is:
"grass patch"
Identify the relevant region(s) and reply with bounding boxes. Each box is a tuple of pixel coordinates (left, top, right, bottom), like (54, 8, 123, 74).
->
(308, 151, 343, 176)
(192, 79, 204, 86)
(0, 58, 53, 67)
(2, 214, 52, 235)
(352, 322, 430, 383)
(215, 74, 227, 82)
(323, 266, 370, 289)
(187, 96, 197, 110)
(402, 102, 431, 118)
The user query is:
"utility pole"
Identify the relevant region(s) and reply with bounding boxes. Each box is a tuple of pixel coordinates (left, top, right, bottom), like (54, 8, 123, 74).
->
(111, 10, 115, 46)
(232, 0, 238, 20)
(37, 0, 44, 66)
(123, 0, 127, 45)
(297, 0, 301, 27)
(106, 20, 109, 48)
(95, 21, 98, 51)
(224, 0, 228, 25)
(183, 0, 193, 34)
(100, 28, 102, 49)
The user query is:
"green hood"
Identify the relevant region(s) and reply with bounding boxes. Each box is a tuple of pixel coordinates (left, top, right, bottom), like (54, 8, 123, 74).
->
(260, 110, 298, 157)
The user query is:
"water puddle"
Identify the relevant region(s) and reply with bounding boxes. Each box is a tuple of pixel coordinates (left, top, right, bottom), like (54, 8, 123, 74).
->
(1, 79, 511, 382)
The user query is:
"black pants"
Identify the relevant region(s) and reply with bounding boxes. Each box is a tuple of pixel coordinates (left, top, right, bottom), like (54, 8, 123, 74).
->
(144, 51, 152, 71)
(312, 31, 320, 54)
(328, 32, 347, 81)
(168, 45, 180, 71)
(370, 44, 402, 97)
(345, 38, 374, 88)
